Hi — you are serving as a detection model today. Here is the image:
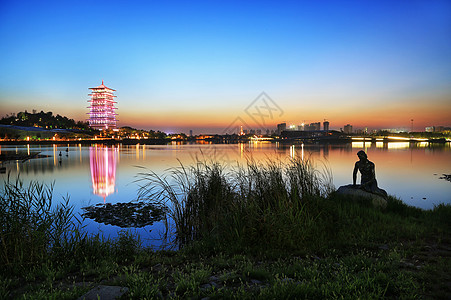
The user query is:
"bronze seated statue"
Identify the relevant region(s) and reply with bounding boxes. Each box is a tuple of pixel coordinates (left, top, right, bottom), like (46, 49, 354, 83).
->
(353, 150, 387, 199)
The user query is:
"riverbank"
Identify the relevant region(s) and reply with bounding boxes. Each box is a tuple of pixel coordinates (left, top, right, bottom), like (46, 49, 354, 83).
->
(1, 195, 449, 299)
(1, 160, 450, 298)
(0, 138, 170, 146)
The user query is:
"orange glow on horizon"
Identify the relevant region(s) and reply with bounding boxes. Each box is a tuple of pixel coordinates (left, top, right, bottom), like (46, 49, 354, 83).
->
(2, 92, 449, 133)
(118, 109, 450, 133)
(114, 92, 451, 132)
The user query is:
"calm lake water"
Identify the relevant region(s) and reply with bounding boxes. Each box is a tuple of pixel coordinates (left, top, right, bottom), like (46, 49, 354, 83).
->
(1, 142, 450, 248)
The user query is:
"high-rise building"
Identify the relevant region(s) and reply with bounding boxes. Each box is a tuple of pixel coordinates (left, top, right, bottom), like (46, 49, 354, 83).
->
(306, 122, 320, 131)
(277, 122, 287, 135)
(323, 121, 329, 131)
(299, 123, 305, 131)
(343, 124, 353, 134)
(87, 81, 118, 130)
(312, 122, 321, 131)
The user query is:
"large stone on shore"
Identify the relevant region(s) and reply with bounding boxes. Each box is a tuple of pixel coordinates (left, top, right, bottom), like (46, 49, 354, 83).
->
(336, 184, 387, 208)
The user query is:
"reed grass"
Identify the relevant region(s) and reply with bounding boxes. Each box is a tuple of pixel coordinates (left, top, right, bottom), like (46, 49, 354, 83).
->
(0, 177, 81, 271)
(136, 156, 335, 251)
(0, 176, 144, 275)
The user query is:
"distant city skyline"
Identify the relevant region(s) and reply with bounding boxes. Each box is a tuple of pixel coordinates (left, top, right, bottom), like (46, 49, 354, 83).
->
(1, 1, 450, 134)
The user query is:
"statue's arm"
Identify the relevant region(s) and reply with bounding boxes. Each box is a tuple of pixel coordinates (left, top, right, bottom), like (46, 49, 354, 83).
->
(353, 163, 358, 185)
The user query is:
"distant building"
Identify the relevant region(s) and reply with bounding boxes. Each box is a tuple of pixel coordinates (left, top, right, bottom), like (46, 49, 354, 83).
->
(323, 121, 329, 131)
(382, 128, 406, 133)
(426, 126, 448, 133)
(87, 81, 118, 130)
(306, 122, 320, 131)
(189, 130, 193, 137)
(353, 127, 368, 135)
(343, 124, 353, 134)
(277, 123, 286, 135)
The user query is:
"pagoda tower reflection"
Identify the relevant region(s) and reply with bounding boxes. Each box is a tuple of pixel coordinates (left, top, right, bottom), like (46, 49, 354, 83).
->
(89, 146, 118, 202)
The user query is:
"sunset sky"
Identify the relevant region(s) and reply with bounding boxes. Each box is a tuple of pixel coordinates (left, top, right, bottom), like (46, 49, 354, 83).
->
(1, 0, 450, 134)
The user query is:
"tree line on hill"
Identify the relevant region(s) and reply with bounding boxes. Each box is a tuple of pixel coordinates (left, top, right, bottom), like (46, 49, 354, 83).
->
(0, 110, 91, 131)
(0, 111, 171, 140)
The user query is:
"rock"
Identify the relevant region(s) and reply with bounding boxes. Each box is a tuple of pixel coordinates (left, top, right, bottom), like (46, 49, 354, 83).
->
(77, 285, 129, 300)
(336, 184, 387, 208)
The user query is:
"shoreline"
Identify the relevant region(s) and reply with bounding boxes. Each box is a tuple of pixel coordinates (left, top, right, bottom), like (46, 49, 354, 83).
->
(0, 137, 449, 146)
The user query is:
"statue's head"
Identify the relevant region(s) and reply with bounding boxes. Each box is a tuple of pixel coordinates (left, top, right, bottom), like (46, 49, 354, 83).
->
(357, 150, 367, 159)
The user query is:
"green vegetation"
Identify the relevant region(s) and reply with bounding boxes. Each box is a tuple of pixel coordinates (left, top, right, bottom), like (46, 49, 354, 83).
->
(136, 157, 335, 251)
(0, 110, 94, 141)
(1, 159, 450, 299)
(0, 110, 90, 131)
(0, 111, 175, 141)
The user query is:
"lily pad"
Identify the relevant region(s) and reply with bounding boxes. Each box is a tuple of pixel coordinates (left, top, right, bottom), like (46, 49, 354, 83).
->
(82, 202, 166, 228)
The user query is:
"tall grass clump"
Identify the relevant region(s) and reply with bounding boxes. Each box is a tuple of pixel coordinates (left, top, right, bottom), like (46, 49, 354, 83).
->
(0, 177, 85, 273)
(136, 157, 335, 252)
(136, 161, 235, 246)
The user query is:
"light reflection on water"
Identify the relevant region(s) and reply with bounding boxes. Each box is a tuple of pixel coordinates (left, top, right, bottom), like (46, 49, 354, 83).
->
(89, 146, 118, 202)
(1, 142, 450, 247)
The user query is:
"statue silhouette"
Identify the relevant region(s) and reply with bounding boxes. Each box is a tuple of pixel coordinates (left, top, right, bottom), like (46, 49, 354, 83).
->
(353, 150, 387, 199)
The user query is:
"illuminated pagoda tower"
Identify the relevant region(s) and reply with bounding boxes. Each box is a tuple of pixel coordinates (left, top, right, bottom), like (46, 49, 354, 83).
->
(87, 80, 118, 130)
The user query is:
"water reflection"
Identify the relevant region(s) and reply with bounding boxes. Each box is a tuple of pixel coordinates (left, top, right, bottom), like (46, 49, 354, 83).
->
(89, 146, 118, 202)
(387, 142, 410, 149)
(290, 144, 299, 159)
(1, 141, 450, 211)
(276, 143, 330, 159)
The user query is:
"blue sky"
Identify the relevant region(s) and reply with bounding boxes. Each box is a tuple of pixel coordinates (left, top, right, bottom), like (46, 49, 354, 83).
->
(1, 0, 450, 133)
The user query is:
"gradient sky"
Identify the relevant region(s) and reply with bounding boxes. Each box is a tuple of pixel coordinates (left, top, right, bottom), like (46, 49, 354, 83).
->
(1, 0, 450, 134)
